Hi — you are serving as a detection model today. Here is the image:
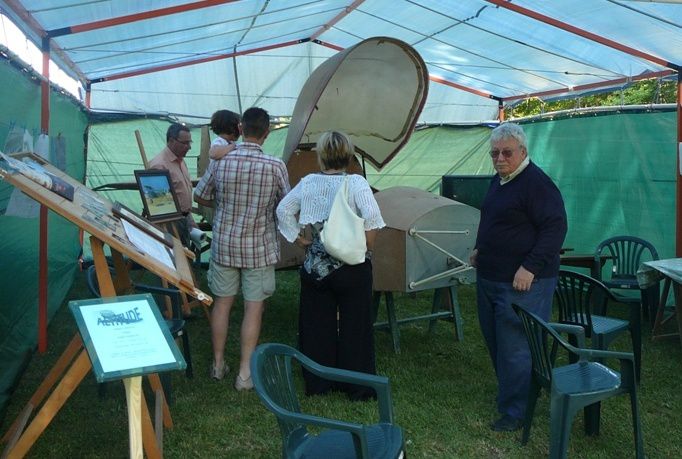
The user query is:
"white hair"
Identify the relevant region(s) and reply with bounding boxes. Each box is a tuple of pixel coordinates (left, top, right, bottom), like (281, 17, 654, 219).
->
(490, 122, 528, 151)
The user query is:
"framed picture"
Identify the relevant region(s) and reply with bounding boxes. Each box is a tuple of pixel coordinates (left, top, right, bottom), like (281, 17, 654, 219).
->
(69, 293, 186, 382)
(134, 169, 182, 223)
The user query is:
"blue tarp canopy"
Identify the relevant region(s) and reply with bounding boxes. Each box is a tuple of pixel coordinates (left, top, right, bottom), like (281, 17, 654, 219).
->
(2, 0, 681, 124)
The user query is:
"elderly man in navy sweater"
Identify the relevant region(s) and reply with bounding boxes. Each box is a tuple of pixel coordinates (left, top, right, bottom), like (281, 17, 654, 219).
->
(470, 122, 567, 432)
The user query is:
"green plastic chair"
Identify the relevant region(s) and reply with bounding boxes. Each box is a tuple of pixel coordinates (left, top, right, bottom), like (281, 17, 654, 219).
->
(594, 235, 660, 321)
(556, 269, 641, 383)
(512, 304, 644, 459)
(250, 343, 405, 459)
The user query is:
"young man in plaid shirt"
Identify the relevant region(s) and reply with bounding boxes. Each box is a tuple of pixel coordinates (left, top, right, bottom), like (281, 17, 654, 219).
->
(194, 107, 290, 390)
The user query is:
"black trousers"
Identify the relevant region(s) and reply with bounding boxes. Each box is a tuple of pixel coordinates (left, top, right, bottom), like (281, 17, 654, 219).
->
(298, 259, 376, 399)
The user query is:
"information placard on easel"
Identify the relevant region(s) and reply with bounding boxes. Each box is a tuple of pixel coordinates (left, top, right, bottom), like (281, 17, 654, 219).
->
(69, 293, 186, 382)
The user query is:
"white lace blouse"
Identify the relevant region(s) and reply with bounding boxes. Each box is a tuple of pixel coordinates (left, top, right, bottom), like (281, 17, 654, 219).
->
(276, 173, 385, 242)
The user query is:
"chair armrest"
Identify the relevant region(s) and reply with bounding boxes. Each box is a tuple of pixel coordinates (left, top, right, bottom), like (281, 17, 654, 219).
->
(573, 347, 634, 363)
(548, 322, 586, 348)
(300, 361, 394, 423)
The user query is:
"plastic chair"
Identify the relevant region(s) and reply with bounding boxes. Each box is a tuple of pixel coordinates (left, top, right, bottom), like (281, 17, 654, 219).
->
(512, 304, 644, 459)
(85, 264, 193, 378)
(250, 343, 405, 459)
(594, 236, 660, 321)
(555, 269, 641, 382)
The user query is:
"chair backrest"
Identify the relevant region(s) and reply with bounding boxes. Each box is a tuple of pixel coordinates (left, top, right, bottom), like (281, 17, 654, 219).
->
(595, 236, 659, 280)
(85, 264, 103, 297)
(513, 304, 572, 390)
(251, 343, 306, 452)
(555, 270, 612, 333)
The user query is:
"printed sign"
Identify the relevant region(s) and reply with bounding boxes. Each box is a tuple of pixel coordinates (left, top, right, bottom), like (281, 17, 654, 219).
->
(69, 294, 186, 382)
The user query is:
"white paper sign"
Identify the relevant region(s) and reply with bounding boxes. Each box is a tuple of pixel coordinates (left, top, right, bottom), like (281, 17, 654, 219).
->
(78, 298, 176, 372)
(121, 219, 175, 271)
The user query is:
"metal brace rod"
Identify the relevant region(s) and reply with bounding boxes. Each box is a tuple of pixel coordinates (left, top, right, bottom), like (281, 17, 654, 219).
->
(409, 265, 474, 290)
(409, 229, 469, 235)
(409, 228, 467, 265)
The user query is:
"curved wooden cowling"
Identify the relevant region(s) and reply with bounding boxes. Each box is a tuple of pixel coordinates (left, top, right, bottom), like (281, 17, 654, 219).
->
(283, 36, 429, 181)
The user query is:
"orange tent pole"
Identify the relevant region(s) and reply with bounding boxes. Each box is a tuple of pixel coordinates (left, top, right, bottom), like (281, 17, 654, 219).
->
(38, 37, 50, 353)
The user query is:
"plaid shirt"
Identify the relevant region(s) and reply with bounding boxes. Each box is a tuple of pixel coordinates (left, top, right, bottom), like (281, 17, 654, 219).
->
(194, 142, 290, 268)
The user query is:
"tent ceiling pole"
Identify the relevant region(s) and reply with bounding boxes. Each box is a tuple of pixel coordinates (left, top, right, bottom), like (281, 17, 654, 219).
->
(232, 46, 242, 114)
(46, 0, 240, 37)
(313, 39, 343, 51)
(90, 38, 308, 83)
(310, 0, 366, 41)
(429, 74, 499, 101)
(38, 36, 50, 354)
(501, 70, 676, 103)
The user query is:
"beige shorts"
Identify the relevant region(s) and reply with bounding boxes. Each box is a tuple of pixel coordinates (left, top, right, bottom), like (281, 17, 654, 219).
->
(208, 261, 276, 302)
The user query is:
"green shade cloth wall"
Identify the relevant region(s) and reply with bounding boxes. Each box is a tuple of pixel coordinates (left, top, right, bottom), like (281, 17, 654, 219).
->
(0, 62, 87, 421)
(524, 112, 676, 262)
(86, 113, 676, 266)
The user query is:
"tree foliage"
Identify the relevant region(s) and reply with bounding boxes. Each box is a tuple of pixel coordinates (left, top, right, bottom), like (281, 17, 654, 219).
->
(506, 79, 677, 119)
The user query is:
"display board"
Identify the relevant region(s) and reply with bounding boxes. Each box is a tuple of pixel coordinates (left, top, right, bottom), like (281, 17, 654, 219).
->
(70, 293, 186, 383)
(0, 151, 210, 304)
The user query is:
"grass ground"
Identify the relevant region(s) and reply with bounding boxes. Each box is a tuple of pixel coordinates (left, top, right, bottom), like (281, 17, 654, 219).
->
(2, 268, 681, 458)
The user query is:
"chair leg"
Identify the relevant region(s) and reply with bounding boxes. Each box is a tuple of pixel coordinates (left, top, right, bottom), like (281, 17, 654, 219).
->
(180, 330, 193, 378)
(550, 395, 577, 459)
(160, 372, 173, 406)
(630, 326, 641, 384)
(521, 381, 541, 445)
(630, 388, 645, 458)
(584, 402, 601, 436)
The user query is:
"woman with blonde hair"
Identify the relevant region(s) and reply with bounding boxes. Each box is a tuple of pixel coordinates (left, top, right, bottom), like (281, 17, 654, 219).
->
(276, 130, 385, 400)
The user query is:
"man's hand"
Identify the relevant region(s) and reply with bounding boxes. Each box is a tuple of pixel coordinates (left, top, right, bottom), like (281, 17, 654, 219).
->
(469, 249, 478, 267)
(513, 265, 535, 291)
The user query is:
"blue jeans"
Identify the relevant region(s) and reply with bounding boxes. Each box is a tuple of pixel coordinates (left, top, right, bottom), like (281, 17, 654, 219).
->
(476, 276, 557, 420)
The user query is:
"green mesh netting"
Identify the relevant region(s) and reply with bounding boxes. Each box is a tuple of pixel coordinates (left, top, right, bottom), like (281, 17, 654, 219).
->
(86, 113, 676, 265)
(0, 62, 87, 421)
(524, 112, 675, 261)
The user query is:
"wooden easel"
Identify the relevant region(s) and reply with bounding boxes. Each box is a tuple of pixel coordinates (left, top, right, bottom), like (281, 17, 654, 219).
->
(0, 152, 212, 458)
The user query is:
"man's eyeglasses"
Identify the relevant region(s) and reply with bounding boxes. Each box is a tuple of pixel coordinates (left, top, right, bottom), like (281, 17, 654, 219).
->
(490, 148, 516, 159)
(174, 138, 192, 146)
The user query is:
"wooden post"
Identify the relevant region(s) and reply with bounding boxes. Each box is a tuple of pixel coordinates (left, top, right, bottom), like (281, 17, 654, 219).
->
(123, 377, 144, 459)
(135, 130, 149, 168)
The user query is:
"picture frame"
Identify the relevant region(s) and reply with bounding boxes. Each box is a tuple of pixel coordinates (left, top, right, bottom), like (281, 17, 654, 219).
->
(133, 169, 182, 223)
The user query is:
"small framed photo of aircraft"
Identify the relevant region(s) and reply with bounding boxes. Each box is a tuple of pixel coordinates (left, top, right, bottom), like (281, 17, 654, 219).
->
(134, 169, 182, 223)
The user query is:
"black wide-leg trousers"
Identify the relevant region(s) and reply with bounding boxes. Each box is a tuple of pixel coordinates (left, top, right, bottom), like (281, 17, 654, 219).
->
(298, 259, 376, 399)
